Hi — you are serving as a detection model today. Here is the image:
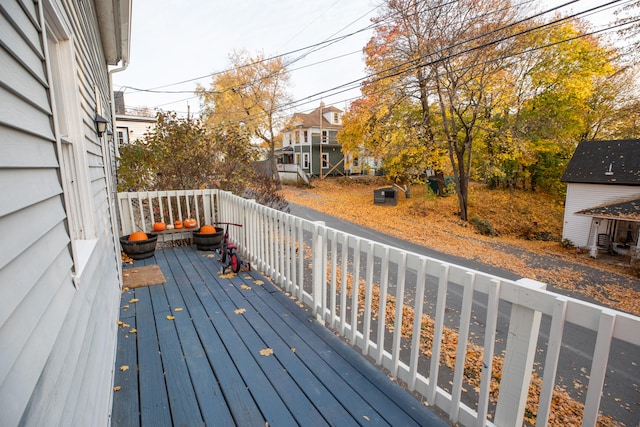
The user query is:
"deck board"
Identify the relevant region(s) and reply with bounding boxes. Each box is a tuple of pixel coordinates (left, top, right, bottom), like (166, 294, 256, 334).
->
(153, 250, 233, 426)
(112, 246, 448, 426)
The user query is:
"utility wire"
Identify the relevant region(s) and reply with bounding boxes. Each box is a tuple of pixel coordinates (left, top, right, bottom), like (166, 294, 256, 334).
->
(125, 0, 630, 116)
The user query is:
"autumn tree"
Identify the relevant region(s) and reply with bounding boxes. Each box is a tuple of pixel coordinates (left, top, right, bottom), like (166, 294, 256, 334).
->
(117, 112, 215, 191)
(117, 112, 262, 197)
(368, 0, 522, 220)
(197, 50, 292, 189)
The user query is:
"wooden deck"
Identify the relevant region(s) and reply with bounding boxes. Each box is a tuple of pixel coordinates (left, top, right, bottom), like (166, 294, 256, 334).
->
(111, 245, 448, 426)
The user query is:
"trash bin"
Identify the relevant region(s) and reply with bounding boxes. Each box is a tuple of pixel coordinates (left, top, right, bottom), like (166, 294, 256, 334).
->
(373, 187, 397, 206)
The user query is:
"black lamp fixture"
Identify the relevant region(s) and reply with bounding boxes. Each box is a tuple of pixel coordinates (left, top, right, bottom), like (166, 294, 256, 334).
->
(95, 113, 108, 137)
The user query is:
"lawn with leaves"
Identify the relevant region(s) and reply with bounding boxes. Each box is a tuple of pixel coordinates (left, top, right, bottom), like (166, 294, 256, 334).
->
(279, 177, 640, 316)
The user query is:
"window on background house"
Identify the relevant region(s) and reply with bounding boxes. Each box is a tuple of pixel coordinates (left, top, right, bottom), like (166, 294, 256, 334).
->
(117, 129, 126, 146)
(322, 130, 328, 143)
(302, 153, 310, 169)
(304, 130, 308, 143)
(333, 112, 339, 123)
(322, 153, 329, 169)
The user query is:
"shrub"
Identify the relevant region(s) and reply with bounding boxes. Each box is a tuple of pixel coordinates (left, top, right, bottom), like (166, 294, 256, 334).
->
(471, 217, 498, 236)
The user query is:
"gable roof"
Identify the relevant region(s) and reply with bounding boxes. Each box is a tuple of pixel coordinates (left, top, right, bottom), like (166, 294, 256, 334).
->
(561, 139, 640, 185)
(576, 197, 640, 221)
(292, 105, 343, 130)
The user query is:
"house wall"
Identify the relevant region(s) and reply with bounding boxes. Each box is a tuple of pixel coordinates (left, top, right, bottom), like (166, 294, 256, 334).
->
(562, 183, 640, 247)
(115, 114, 155, 145)
(0, 0, 121, 425)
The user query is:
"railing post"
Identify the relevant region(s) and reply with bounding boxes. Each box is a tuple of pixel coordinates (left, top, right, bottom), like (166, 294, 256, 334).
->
(494, 278, 546, 426)
(312, 221, 326, 323)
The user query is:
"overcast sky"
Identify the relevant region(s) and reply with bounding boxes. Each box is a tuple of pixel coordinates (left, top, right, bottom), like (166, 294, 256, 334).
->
(112, 0, 378, 117)
(112, 0, 622, 118)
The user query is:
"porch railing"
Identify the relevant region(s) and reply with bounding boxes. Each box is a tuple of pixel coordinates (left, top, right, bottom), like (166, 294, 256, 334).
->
(118, 189, 640, 427)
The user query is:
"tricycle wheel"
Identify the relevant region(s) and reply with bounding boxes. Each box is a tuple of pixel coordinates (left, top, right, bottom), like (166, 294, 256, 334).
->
(230, 253, 240, 273)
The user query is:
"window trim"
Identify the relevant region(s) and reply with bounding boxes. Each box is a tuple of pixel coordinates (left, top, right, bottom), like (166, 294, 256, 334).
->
(44, 0, 97, 286)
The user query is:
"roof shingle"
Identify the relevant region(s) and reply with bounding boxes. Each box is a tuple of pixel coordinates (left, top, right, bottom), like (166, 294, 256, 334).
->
(561, 139, 640, 185)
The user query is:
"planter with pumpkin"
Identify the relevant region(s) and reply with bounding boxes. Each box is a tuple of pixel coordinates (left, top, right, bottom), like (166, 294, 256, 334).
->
(120, 231, 158, 260)
(192, 224, 224, 251)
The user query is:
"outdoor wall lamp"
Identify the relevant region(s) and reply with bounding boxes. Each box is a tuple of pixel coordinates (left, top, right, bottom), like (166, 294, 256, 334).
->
(95, 113, 108, 137)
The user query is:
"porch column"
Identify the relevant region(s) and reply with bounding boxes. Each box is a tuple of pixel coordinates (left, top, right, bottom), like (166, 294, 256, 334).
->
(589, 219, 600, 258)
(632, 228, 640, 262)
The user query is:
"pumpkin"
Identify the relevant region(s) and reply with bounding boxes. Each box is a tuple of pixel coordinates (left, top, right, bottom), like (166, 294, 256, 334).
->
(174, 220, 183, 229)
(184, 218, 197, 228)
(153, 221, 166, 231)
(128, 231, 149, 241)
(166, 224, 175, 230)
(199, 225, 217, 234)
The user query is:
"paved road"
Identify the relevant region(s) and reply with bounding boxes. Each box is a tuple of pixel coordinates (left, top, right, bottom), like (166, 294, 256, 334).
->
(288, 203, 640, 426)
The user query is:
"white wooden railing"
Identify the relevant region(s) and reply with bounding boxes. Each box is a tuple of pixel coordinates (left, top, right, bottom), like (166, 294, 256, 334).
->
(118, 189, 640, 427)
(117, 189, 219, 242)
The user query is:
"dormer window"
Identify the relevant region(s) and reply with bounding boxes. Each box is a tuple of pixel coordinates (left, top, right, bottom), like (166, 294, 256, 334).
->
(333, 112, 339, 124)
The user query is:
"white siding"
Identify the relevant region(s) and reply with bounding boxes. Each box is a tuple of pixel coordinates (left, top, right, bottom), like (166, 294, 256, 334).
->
(562, 183, 640, 247)
(0, 0, 122, 425)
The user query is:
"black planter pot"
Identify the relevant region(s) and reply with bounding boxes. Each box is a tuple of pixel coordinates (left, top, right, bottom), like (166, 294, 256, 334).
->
(192, 227, 224, 251)
(120, 233, 158, 260)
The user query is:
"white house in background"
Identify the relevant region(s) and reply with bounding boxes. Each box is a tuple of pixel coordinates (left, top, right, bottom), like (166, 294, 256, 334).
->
(114, 91, 156, 146)
(561, 139, 640, 258)
(0, 0, 131, 425)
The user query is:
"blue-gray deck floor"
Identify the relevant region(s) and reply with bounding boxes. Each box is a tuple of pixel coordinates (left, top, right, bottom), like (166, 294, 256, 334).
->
(111, 245, 447, 426)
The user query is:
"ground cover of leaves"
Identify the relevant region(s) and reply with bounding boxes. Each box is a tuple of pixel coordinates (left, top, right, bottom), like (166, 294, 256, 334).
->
(279, 177, 640, 317)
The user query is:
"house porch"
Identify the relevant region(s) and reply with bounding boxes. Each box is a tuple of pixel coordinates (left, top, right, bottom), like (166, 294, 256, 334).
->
(111, 245, 446, 426)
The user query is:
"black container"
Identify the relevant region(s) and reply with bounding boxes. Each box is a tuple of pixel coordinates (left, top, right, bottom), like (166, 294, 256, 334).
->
(120, 233, 158, 260)
(192, 227, 225, 251)
(373, 187, 397, 206)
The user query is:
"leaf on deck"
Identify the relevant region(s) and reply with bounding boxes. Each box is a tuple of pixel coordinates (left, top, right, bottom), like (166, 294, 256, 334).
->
(234, 308, 247, 314)
(259, 348, 274, 356)
(129, 298, 139, 303)
(240, 284, 252, 290)
(166, 315, 175, 320)
(119, 365, 129, 372)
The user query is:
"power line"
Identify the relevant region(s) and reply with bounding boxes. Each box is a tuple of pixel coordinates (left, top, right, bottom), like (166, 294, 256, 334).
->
(228, 0, 635, 119)
(126, 0, 632, 118)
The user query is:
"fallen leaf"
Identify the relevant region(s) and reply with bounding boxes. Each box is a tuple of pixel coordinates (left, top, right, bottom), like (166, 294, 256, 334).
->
(254, 280, 264, 285)
(234, 308, 247, 314)
(291, 348, 296, 353)
(123, 273, 129, 277)
(129, 328, 137, 333)
(174, 307, 183, 312)
(119, 365, 129, 372)
(113, 386, 121, 392)
(207, 254, 215, 258)
(166, 315, 175, 320)
(129, 298, 139, 303)
(241, 285, 252, 290)
(219, 272, 235, 279)
(363, 415, 370, 422)
(259, 348, 274, 356)
(122, 305, 129, 310)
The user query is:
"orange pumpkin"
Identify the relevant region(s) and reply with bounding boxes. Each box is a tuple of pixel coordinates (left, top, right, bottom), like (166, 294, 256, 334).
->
(174, 220, 183, 229)
(153, 221, 166, 231)
(128, 231, 149, 241)
(184, 218, 197, 228)
(199, 225, 217, 234)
